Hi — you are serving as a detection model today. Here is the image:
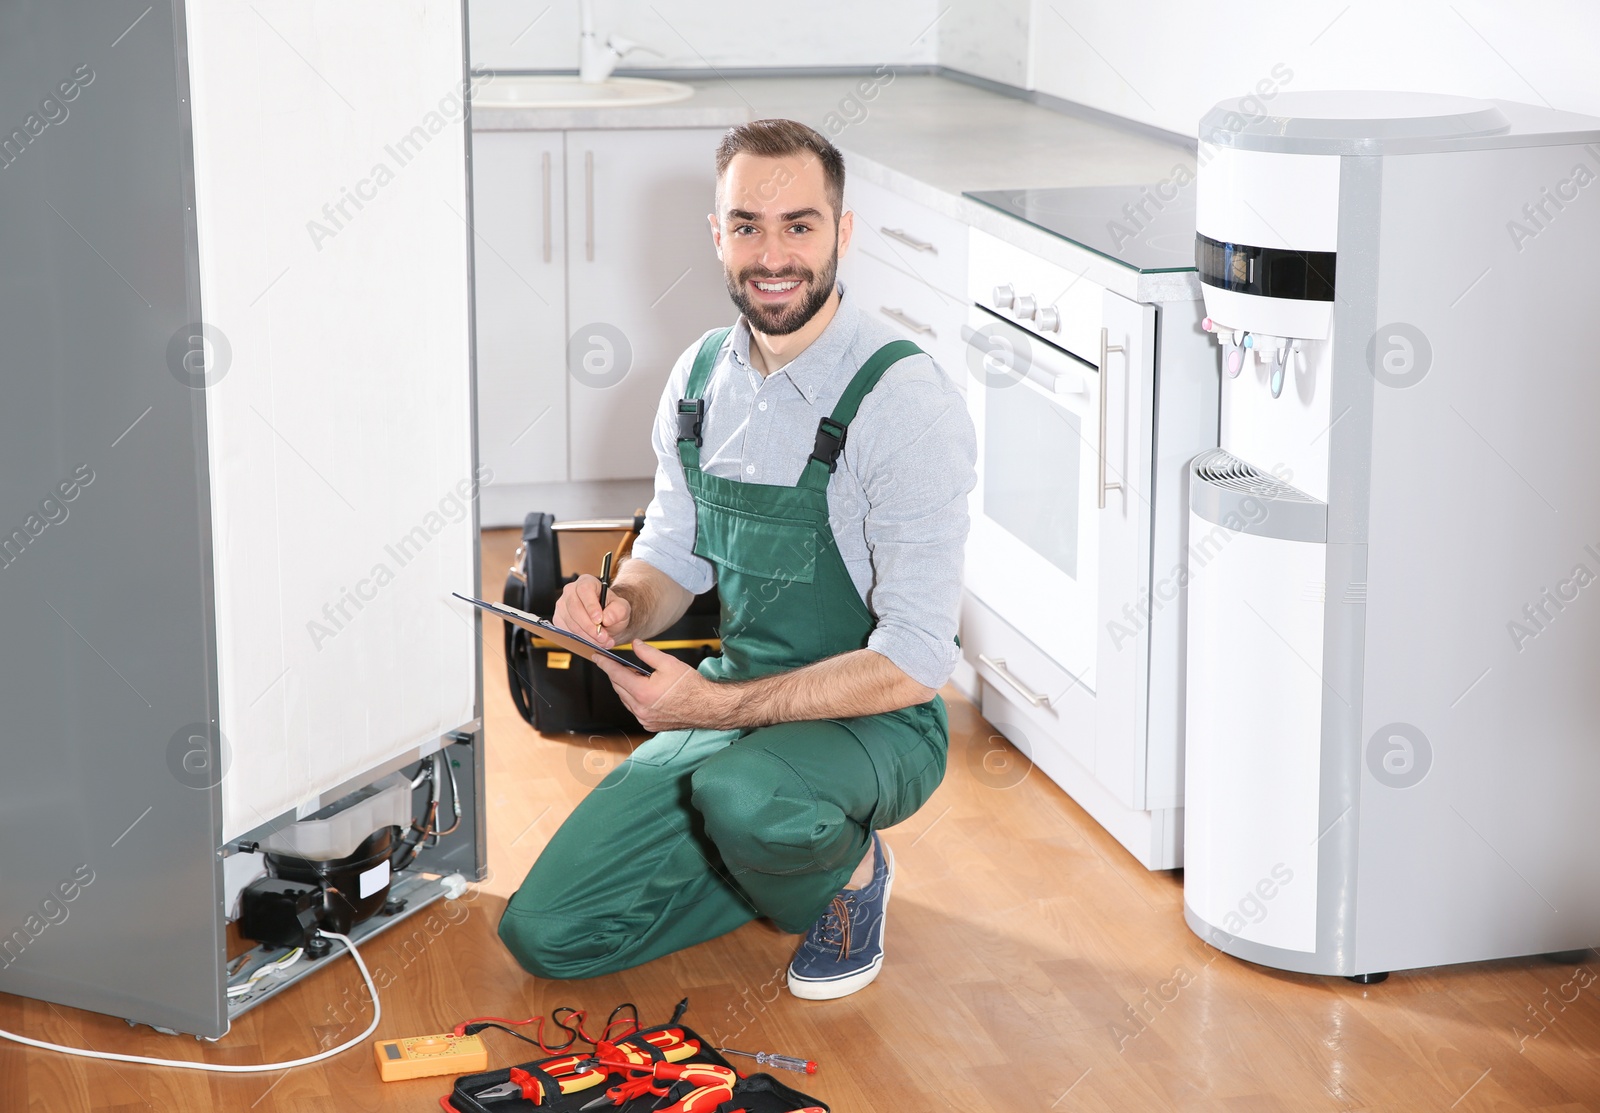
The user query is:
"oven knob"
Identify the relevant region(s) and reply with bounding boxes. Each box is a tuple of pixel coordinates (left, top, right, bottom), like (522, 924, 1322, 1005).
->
(992, 284, 1015, 309)
(1035, 306, 1060, 332)
(1013, 294, 1037, 319)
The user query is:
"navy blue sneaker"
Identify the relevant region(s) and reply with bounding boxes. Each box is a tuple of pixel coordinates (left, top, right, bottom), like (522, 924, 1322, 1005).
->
(787, 833, 895, 1000)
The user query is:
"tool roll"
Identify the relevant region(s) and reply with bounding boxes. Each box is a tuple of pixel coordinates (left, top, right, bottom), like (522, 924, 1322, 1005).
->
(442, 1018, 828, 1113)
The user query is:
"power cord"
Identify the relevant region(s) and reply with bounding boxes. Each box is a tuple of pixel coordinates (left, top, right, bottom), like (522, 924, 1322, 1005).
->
(0, 931, 379, 1074)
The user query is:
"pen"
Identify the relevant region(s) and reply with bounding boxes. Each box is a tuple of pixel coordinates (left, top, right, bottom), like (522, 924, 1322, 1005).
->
(595, 550, 613, 637)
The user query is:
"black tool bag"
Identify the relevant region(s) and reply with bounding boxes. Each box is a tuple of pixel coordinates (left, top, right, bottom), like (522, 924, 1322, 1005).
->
(443, 1020, 828, 1113)
(502, 512, 721, 734)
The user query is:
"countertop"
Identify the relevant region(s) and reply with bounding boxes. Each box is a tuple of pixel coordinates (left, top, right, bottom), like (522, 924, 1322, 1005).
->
(473, 74, 1203, 301)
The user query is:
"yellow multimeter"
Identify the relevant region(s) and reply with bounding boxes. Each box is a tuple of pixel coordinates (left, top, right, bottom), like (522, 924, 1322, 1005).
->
(374, 1031, 490, 1082)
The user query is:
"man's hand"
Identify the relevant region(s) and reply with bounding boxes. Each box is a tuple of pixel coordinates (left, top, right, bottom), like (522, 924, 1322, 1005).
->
(594, 640, 937, 733)
(554, 573, 634, 650)
(592, 639, 729, 732)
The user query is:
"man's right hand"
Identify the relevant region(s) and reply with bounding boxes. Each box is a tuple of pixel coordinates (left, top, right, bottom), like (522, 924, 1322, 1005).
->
(555, 573, 633, 650)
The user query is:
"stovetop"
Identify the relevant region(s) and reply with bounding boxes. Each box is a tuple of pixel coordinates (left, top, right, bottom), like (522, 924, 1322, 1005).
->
(965, 184, 1198, 273)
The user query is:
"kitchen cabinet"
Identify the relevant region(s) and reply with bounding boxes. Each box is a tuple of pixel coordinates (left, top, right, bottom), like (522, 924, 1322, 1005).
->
(565, 128, 730, 481)
(839, 176, 970, 392)
(471, 126, 730, 520)
(473, 130, 568, 488)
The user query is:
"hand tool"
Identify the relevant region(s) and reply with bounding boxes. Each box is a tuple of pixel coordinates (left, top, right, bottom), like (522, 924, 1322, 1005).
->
(542, 1054, 610, 1097)
(470, 1054, 611, 1103)
(628, 1027, 700, 1062)
(579, 1061, 737, 1112)
(714, 1047, 817, 1074)
(474, 1066, 545, 1104)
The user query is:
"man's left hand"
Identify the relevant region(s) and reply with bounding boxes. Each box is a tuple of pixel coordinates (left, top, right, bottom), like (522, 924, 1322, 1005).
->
(593, 639, 729, 732)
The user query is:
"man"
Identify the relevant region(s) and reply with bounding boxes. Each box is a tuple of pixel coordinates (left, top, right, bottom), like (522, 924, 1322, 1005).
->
(499, 118, 976, 1000)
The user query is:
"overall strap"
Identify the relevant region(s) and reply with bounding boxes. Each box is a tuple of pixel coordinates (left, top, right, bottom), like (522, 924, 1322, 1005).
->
(800, 339, 923, 490)
(676, 327, 733, 472)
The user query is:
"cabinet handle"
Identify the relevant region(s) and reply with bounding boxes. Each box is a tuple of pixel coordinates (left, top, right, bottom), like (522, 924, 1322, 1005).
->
(978, 655, 1050, 707)
(584, 150, 594, 262)
(1098, 326, 1124, 510)
(881, 226, 936, 253)
(880, 306, 934, 337)
(540, 151, 552, 264)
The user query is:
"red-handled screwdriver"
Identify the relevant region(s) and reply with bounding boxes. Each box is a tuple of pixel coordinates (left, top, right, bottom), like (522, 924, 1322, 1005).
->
(715, 1047, 818, 1074)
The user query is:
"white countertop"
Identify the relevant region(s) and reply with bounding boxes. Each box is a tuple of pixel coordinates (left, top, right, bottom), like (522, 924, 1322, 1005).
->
(473, 74, 1202, 302)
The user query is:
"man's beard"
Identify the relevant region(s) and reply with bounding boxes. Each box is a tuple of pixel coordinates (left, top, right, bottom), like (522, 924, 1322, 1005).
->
(725, 245, 839, 337)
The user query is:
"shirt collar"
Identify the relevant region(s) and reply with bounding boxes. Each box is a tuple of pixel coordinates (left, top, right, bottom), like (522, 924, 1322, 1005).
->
(729, 280, 862, 405)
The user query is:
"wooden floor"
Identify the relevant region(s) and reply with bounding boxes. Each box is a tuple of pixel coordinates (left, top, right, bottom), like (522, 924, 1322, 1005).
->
(3, 527, 1599, 1111)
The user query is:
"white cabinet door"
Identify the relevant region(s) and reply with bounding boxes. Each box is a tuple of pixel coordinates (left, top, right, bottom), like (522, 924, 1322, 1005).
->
(840, 248, 970, 397)
(1093, 291, 1158, 810)
(844, 175, 969, 300)
(472, 130, 567, 487)
(565, 128, 729, 481)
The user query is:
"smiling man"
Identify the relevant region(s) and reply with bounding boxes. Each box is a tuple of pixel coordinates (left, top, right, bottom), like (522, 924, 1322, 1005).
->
(499, 119, 976, 1000)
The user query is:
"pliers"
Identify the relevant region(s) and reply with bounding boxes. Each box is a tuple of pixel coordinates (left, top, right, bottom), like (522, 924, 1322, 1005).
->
(474, 1067, 544, 1104)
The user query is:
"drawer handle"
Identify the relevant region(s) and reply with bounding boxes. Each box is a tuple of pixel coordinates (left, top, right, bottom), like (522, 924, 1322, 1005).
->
(881, 226, 937, 253)
(584, 150, 595, 262)
(540, 150, 552, 264)
(978, 654, 1050, 707)
(880, 306, 934, 337)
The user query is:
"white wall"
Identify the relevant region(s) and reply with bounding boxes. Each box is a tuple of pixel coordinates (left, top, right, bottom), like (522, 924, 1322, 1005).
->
(470, 0, 940, 71)
(1017, 0, 1600, 138)
(473, 1, 1600, 138)
(940, 0, 1031, 88)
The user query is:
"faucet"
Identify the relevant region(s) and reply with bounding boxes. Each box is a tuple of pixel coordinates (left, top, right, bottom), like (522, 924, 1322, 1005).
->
(578, 0, 659, 83)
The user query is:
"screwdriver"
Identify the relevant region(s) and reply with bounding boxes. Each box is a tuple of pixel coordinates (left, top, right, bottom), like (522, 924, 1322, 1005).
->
(715, 1047, 817, 1074)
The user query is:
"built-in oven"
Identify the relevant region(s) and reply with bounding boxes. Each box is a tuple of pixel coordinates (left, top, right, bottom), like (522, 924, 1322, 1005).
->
(956, 224, 1219, 869)
(962, 307, 1104, 691)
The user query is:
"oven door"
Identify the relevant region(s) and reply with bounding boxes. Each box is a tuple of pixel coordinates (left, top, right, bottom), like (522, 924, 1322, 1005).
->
(963, 307, 1103, 690)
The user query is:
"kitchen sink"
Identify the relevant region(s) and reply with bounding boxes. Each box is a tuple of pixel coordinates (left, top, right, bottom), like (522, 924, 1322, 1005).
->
(472, 75, 694, 109)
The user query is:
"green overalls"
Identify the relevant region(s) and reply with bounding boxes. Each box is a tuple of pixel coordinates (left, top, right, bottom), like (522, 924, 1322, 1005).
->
(498, 328, 950, 980)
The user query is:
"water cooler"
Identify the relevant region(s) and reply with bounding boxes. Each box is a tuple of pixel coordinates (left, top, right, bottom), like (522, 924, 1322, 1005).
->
(1182, 92, 1600, 978)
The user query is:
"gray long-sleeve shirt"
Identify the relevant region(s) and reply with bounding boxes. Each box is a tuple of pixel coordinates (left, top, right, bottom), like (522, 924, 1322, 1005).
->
(631, 281, 977, 690)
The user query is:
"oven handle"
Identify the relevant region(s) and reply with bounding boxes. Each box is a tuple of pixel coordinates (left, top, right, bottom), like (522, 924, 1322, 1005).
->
(1098, 326, 1124, 510)
(978, 654, 1051, 707)
(960, 323, 1086, 397)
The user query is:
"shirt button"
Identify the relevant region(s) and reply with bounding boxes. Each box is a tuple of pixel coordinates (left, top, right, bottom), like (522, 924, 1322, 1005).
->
(745, 464, 755, 475)
(758, 401, 767, 411)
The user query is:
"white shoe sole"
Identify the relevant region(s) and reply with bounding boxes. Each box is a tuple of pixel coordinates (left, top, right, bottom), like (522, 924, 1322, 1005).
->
(787, 840, 895, 1001)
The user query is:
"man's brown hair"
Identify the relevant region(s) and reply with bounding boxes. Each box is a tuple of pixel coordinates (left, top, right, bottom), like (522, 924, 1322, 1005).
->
(714, 118, 845, 221)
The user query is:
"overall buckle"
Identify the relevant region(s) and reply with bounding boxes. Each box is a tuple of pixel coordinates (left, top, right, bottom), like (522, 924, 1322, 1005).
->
(676, 399, 705, 447)
(810, 417, 848, 473)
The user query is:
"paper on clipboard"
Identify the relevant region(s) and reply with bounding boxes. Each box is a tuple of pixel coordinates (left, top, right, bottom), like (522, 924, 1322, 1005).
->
(452, 592, 653, 676)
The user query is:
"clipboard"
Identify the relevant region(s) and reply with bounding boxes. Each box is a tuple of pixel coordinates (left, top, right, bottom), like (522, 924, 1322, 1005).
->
(453, 592, 653, 676)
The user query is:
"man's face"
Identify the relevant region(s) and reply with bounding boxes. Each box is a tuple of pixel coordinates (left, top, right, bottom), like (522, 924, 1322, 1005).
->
(709, 153, 852, 337)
